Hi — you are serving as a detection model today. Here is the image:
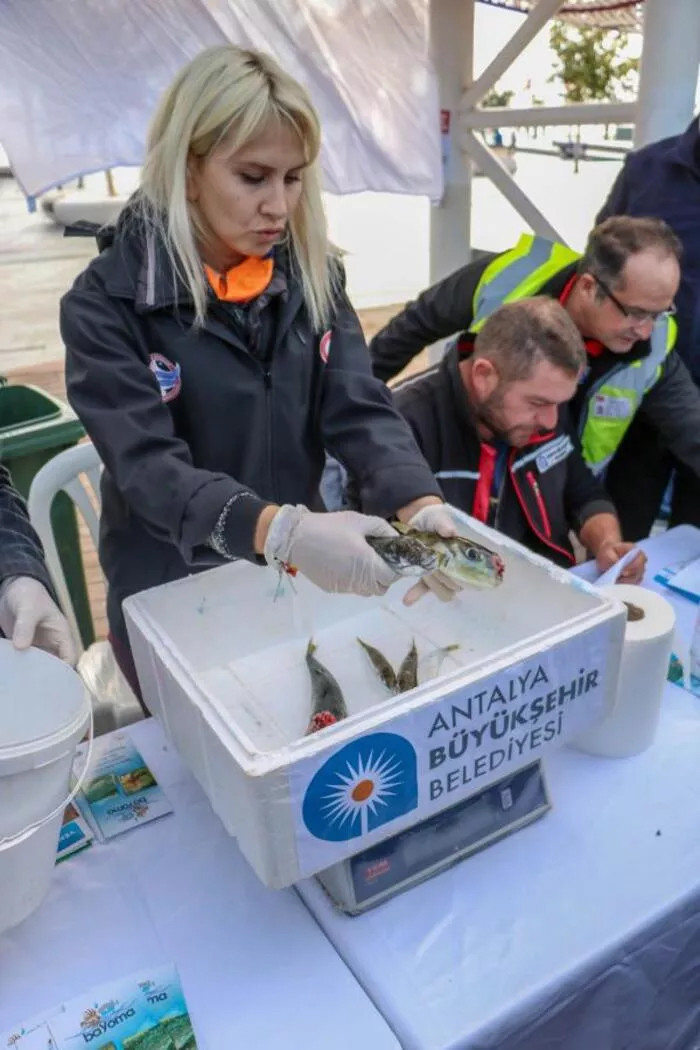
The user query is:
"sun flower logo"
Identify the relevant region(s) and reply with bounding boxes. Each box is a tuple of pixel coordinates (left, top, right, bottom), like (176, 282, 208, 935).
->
(303, 733, 418, 841)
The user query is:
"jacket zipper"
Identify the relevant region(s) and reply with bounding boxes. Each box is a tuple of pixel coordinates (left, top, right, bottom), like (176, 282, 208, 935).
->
(263, 368, 275, 497)
(526, 471, 552, 538)
(510, 467, 574, 564)
(492, 470, 507, 530)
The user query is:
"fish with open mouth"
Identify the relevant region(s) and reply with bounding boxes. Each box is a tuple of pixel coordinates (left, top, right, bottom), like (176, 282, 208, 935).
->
(367, 522, 505, 590)
(305, 639, 348, 734)
(357, 638, 397, 692)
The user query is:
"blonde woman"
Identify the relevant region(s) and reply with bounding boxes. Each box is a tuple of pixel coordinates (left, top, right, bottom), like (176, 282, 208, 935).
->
(60, 45, 460, 697)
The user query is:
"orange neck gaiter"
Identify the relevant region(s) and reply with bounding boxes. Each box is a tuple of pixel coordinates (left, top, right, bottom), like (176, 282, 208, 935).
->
(204, 255, 274, 303)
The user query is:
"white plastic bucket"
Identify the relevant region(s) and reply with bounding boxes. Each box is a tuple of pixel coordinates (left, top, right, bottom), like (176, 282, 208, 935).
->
(0, 639, 91, 933)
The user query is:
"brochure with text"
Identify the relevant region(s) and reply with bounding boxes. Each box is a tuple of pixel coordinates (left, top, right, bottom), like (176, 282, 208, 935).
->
(1, 963, 198, 1049)
(75, 733, 173, 841)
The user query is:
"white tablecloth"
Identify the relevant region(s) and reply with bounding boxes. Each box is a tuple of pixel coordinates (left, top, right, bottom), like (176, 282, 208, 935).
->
(0, 719, 400, 1049)
(296, 526, 700, 1050)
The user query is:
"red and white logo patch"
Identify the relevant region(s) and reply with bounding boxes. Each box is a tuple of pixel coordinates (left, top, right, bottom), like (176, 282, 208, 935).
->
(319, 330, 332, 364)
(148, 353, 182, 403)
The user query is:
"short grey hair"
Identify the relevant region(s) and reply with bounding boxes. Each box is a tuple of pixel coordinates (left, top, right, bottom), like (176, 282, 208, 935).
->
(473, 297, 586, 381)
(580, 216, 682, 296)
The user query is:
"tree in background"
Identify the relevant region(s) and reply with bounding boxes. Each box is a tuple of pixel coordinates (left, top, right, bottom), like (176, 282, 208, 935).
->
(548, 23, 639, 103)
(549, 22, 639, 153)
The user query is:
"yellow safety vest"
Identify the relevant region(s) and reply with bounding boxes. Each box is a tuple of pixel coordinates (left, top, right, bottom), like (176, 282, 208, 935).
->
(471, 234, 677, 475)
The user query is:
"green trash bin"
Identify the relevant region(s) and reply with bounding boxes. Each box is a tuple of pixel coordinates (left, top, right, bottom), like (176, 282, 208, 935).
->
(0, 380, 94, 648)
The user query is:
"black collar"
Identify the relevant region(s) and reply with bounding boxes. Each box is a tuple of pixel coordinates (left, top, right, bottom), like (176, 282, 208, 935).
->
(88, 206, 299, 316)
(443, 342, 482, 437)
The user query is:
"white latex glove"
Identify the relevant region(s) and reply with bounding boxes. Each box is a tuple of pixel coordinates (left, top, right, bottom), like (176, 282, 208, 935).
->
(264, 505, 399, 597)
(0, 576, 77, 665)
(402, 503, 465, 607)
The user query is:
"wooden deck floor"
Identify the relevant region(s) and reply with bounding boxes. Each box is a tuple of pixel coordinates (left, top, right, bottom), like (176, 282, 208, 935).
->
(5, 304, 426, 642)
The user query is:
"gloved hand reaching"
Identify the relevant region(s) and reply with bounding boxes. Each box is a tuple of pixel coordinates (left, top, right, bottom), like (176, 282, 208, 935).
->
(264, 505, 399, 597)
(0, 576, 77, 665)
(401, 502, 465, 606)
(407, 503, 459, 537)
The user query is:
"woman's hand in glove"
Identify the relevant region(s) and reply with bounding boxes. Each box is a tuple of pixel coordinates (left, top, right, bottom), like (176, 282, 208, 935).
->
(398, 501, 465, 607)
(264, 505, 400, 596)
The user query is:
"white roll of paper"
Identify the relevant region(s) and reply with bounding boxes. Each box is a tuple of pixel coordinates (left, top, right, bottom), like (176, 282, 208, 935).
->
(573, 584, 675, 759)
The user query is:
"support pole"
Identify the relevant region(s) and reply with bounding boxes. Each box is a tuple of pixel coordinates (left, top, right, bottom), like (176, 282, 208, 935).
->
(429, 0, 475, 284)
(461, 101, 635, 130)
(461, 131, 563, 242)
(636, 0, 700, 147)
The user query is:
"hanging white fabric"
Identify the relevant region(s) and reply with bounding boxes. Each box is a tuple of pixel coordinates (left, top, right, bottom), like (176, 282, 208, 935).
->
(0, 0, 442, 201)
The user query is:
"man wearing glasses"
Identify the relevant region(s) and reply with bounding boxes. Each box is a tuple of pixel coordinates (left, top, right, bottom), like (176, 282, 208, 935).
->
(369, 217, 700, 538)
(596, 119, 700, 538)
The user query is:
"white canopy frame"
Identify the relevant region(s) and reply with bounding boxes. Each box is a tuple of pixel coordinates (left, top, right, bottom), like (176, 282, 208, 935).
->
(429, 0, 700, 281)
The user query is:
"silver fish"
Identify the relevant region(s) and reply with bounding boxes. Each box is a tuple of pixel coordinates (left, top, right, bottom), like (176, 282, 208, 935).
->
(305, 639, 348, 734)
(357, 638, 397, 693)
(397, 639, 418, 694)
(367, 523, 505, 590)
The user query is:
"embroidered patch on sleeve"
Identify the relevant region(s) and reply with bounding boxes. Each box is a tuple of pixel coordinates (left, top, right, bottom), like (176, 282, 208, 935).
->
(149, 353, 182, 403)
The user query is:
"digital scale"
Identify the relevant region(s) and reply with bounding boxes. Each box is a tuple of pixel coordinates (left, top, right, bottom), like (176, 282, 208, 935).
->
(316, 761, 551, 914)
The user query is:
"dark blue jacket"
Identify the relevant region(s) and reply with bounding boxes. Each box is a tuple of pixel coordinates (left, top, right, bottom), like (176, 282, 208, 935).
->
(0, 463, 53, 593)
(597, 117, 700, 384)
(61, 213, 440, 648)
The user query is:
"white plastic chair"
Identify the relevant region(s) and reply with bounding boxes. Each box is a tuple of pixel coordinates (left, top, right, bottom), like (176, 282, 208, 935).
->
(27, 442, 143, 732)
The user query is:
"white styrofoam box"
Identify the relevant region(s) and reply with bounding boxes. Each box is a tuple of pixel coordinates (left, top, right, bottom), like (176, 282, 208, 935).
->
(124, 514, 627, 889)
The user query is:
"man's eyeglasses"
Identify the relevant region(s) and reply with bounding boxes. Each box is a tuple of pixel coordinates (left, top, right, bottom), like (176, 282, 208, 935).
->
(592, 274, 676, 324)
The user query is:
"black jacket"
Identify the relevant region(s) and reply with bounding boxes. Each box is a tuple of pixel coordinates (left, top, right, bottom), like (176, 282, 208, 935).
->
(0, 463, 53, 594)
(392, 347, 615, 567)
(597, 116, 700, 384)
(370, 256, 700, 480)
(60, 214, 440, 646)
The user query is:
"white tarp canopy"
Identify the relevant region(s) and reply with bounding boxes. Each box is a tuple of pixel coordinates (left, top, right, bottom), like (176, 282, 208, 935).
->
(0, 0, 442, 200)
(476, 0, 644, 29)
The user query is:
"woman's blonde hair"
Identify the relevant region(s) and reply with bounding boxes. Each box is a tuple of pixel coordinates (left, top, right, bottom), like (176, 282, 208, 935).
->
(136, 45, 336, 329)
